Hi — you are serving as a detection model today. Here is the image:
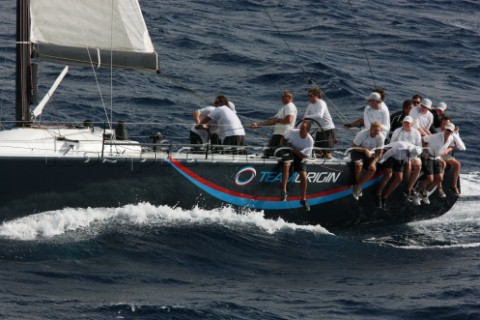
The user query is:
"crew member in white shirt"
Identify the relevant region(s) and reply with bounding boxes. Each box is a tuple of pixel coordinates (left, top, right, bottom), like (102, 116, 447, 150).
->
(350, 121, 385, 200)
(413, 122, 456, 204)
(410, 98, 434, 137)
(249, 90, 297, 157)
(376, 141, 423, 208)
(438, 117, 465, 196)
(191, 105, 218, 145)
(191, 99, 237, 145)
(363, 92, 390, 139)
(302, 87, 335, 159)
(279, 120, 314, 211)
(390, 115, 423, 201)
(197, 95, 245, 146)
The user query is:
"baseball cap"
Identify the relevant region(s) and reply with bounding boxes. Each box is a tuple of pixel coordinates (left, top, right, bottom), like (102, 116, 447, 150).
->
(421, 98, 432, 109)
(445, 123, 455, 131)
(436, 102, 447, 112)
(367, 92, 382, 102)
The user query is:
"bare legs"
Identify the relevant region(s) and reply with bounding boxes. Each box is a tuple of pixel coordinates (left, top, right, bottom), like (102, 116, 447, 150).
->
(448, 158, 461, 194)
(281, 163, 308, 202)
(281, 162, 290, 195)
(353, 161, 376, 197)
(382, 172, 403, 199)
(405, 159, 421, 194)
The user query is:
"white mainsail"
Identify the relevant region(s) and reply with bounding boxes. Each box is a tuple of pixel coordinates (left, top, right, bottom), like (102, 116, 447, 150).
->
(30, 0, 158, 71)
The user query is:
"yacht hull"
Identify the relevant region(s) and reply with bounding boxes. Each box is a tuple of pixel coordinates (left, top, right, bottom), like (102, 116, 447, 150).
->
(0, 155, 458, 228)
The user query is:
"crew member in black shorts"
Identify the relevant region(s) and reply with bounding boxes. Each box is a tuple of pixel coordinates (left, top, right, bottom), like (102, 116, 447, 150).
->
(279, 120, 314, 211)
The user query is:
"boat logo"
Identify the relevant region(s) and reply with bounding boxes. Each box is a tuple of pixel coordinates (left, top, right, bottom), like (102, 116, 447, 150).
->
(235, 166, 257, 186)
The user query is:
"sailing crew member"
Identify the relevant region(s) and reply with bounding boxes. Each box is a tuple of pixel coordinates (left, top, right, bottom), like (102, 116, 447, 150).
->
(390, 115, 423, 203)
(191, 105, 220, 145)
(412, 94, 423, 108)
(191, 99, 237, 145)
(376, 141, 423, 209)
(429, 101, 447, 133)
(351, 121, 385, 200)
(388, 99, 413, 142)
(279, 120, 314, 211)
(363, 92, 390, 139)
(344, 88, 389, 129)
(438, 117, 465, 197)
(302, 87, 336, 159)
(412, 122, 457, 205)
(410, 98, 434, 137)
(197, 96, 245, 146)
(249, 90, 297, 157)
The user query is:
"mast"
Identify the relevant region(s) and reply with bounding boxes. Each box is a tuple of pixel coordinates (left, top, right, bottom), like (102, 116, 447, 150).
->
(15, 0, 31, 127)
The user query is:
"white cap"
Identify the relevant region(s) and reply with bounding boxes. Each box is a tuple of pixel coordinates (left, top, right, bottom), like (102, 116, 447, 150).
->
(403, 116, 414, 123)
(227, 101, 236, 112)
(445, 123, 455, 131)
(367, 92, 382, 102)
(409, 146, 423, 158)
(436, 102, 447, 111)
(421, 98, 432, 109)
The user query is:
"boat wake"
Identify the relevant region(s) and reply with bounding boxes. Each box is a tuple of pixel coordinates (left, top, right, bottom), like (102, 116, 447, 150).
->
(0, 203, 333, 241)
(362, 173, 480, 250)
(1, 172, 478, 244)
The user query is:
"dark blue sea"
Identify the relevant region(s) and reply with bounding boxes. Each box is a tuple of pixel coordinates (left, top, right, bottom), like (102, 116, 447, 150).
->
(1, 0, 479, 319)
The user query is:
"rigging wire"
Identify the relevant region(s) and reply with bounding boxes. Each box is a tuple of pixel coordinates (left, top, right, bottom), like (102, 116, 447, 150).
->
(78, 27, 112, 131)
(109, 0, 114, 128)
(346, 0, 377, 89)
(71, 6, 112, 132)
(0, 47, 8, 130)
(263, 9, 313, 86)
(159, 72, 211, 106)
(263, 7, 349, 123)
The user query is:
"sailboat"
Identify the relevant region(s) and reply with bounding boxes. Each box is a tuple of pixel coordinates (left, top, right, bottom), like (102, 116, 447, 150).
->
(0, 0, 458, 228)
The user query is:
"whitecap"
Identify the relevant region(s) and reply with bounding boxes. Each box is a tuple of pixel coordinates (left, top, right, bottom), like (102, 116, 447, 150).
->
(0, 203, 333, 241)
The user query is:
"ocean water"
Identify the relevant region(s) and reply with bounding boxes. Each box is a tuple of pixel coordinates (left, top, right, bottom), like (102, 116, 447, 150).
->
(1, 0, 480, 319)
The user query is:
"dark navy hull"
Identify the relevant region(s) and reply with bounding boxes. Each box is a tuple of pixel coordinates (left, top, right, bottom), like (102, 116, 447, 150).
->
(0, 155, 458, 228)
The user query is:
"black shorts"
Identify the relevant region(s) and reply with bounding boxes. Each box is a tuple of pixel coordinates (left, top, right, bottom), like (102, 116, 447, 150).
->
(314, 129, 335, 151)
(382, 157, 405, 173)
(423, 158, 444, 175)
(223, 135, 245, 146)
(210, 133, 221, 145)
(264, 134, 284, 157)
(281, 152, 306, 172)
(351, 150, 374, 169)
(189, 130, 204, 144)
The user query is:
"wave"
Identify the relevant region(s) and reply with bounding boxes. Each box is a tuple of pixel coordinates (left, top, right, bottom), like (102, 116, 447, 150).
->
(0, 203, 333, 241)
(458, 171, 480, 196)
(362, 193, 480, 250)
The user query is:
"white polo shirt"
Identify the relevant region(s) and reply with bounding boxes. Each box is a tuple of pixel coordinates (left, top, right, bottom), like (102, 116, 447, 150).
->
(273, 102, 297, 135)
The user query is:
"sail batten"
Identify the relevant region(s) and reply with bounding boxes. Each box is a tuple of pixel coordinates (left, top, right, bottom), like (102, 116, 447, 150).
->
(30, 0, 158, 71)
(32, 43, 159, 71)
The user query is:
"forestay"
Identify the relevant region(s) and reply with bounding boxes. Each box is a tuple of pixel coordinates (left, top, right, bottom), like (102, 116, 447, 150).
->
(30, 0, 158, 71)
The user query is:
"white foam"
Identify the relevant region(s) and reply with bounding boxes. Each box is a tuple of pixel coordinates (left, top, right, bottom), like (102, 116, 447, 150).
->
(390, 242, 480, 250)
(0, 203, 333, 241)
(458, 171, 480, 196)
(2, 172, 477, 242)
